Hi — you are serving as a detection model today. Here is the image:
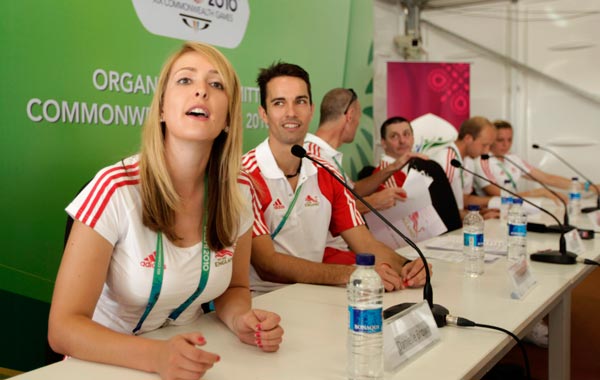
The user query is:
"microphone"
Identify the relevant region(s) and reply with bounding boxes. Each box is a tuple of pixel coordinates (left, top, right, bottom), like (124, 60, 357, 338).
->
(532, 144, 600, 213)
(291, 144, 450, 327)
(484, 153, 574, 233)
(450, 159, 576, 265)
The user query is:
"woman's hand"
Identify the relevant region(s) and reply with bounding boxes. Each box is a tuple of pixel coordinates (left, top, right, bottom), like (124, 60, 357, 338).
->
(155, 332, 220, 380)
(232, 309, 284, 352)
(400, 258, 431, 288)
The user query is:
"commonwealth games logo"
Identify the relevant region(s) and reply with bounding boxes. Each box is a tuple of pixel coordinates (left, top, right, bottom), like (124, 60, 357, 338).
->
(180, 13, 212, 31)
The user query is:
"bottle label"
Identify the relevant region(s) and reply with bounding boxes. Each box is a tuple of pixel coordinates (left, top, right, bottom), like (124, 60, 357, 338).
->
(569, 192, 581, 200)
(508, 223, 527, 237)
(463, 233, 484, 247)
(348, 306, 382, 333)
(501, 196, 512, 205)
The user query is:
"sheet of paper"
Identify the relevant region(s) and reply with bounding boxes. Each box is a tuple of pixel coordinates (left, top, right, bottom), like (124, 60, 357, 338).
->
(364, 170, 447, 250)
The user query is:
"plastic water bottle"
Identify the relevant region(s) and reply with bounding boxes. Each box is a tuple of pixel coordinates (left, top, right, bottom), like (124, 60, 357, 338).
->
(568, 177, 581, 218)
(507, 198, 527, 264)
(463, 205, 484, 277)
(500, 179, 513, 221)
(347, 253, 383, 380)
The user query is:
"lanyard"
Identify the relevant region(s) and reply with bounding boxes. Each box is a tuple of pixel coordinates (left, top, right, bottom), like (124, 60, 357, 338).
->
(332, 156, 348, 183)
(270, 183, 304, 239)
(496, 160, 517, 191)
(449, 145, 464, 188)
(133, 182, 210, 335)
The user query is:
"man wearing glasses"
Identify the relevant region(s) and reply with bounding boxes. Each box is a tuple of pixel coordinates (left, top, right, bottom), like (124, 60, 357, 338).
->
(305, 88, 421, 214)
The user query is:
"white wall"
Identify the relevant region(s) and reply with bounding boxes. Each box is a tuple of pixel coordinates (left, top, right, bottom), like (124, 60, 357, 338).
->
(374, 0, 600, 185)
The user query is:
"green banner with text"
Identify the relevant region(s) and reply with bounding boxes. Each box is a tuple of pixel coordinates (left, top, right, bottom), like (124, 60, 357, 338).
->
(0, 0, 374, 303)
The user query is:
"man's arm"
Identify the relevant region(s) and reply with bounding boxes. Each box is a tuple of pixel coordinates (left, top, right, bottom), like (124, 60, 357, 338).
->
(528, 167, 572, 190)
(340, 225, 428, 287)
(353, 152, 427, 196)
(250, 234, 353, 286)
(355, 188, 407, 214)
(339, 225, 408, 272)
(464, 193, 492, 208)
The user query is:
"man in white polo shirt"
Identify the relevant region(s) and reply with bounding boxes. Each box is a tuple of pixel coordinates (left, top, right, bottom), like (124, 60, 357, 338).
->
(242, 62, 429, 294)
(304, 88, 413, 213)
(430, 116, 498, 219)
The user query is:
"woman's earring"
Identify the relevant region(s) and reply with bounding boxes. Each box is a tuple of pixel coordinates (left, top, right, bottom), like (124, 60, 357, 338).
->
(223, 126, 230, 133)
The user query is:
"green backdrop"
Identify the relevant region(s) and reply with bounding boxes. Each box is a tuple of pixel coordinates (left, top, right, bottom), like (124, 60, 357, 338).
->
(0, 0, 374, 372)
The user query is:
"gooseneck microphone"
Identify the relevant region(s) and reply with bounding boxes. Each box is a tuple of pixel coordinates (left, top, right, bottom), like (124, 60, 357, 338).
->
(450, 159, 576, 265)
(532, 144, 600, 213)
(291, 144, 450, 327)
(483, 153, 574, 233)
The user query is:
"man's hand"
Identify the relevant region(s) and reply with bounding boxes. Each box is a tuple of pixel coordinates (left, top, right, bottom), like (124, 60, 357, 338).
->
(388, 152, 429, 172)
(363, 188, 407, 211)
(375, 263, 402, 291)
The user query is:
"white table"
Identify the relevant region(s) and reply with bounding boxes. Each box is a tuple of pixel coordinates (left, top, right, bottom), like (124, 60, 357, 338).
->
(14, 219, 599, 379)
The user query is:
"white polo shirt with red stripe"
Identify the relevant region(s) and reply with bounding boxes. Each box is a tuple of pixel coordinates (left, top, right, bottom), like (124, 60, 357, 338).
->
(474, 154, 533, 194)
(65, 155, 252, 334)
(304, 133, 353, 185)
(373, 153, 408, 190)
(303, 135, 353, 252)
(242, 139, 365, 293)
(430, 143, 474, 209)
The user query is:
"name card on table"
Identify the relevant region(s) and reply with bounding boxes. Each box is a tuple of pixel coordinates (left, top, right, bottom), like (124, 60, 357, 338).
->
(383, 301, 440, 372)
(508, 257, 537, 299)
(565, 228, 585, 254)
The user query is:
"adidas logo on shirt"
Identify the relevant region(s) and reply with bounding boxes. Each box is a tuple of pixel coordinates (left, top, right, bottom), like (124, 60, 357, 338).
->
(305, 194, 319, 207)
(140, 251, 167, 269)
(272, 198, 285, 210)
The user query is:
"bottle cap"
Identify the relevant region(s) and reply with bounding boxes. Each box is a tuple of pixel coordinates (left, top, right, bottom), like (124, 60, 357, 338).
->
(572, 177, 578, 181)
(512, 198, 523, 205)
(355, 253, 375, 266)
(503, 179, 511, 184)
(467, 204, 480, 211)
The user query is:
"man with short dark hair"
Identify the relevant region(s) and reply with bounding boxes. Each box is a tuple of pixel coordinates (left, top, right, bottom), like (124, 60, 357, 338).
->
(242, 63, 430, 294)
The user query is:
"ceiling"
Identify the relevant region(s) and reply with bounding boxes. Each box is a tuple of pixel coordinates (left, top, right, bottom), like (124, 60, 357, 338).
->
(394, 0, 510, 10)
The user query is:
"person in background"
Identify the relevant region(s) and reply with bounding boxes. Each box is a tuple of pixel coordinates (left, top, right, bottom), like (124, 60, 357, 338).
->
(48, 42, 283, 380)
(305, 88, 421, 212)
(430, 116, 499, 219)
(371, 116, 462, 232)
(475, 119, 576, 203)
(242, 62, 430, 294)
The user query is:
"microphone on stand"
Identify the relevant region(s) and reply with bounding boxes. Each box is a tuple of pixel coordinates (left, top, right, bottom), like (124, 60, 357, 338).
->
(482, 153, 574, 233)
(450, 159, 576, 265)
(291, 144, 450, 327)
(532, 144, 600, 213)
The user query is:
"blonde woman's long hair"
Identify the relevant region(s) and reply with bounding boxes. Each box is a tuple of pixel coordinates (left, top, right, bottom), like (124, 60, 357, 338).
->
(139, 42, 244, 251)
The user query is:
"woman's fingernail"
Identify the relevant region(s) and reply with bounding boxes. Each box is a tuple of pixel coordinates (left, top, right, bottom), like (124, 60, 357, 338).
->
(256, 324, 262, 331)
(255, 331, 261, 338)
(216, 355, 221, 362)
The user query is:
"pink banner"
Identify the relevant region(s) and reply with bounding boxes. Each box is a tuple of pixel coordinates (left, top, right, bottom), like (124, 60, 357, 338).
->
(387, 62, 470, 130)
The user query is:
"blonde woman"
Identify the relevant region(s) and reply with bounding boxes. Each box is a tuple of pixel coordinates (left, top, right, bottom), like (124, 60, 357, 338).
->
(49, 42, 283, 379)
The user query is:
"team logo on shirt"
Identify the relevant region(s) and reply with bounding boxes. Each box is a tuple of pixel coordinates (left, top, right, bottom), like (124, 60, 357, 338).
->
(215, 245, 235, 267)
(304, 194, 319, 207)
(140, 251, 167, 269)
(272, 198, 285, 210)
